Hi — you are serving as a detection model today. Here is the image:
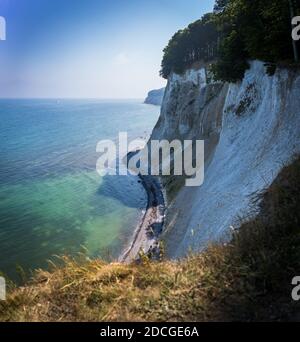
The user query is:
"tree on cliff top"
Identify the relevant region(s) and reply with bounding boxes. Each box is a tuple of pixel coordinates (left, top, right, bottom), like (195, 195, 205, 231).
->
(160, 13, 218, 79)
(161, 0, 299, 82)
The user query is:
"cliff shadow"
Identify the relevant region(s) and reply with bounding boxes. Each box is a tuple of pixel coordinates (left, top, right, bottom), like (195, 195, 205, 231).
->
(96, 173, 146, 209)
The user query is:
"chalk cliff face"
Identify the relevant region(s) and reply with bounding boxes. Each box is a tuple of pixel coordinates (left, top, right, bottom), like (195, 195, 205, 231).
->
(144, 88, 165, 106)
(149, 61, 300, 258)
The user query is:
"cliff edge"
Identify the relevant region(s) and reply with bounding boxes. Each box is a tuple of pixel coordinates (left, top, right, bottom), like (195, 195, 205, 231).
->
(149, 61, 300, 258)
(144, 88, 165, 106)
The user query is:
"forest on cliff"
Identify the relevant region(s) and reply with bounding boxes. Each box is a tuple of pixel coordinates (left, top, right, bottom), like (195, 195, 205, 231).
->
(160, 0, 300, 81)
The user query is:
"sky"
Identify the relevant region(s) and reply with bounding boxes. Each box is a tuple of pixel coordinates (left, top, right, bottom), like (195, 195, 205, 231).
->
(0, 0, 215, 98)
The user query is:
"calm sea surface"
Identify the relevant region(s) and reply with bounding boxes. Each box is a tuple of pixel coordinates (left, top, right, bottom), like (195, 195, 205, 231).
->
(0, 99, 160, 282)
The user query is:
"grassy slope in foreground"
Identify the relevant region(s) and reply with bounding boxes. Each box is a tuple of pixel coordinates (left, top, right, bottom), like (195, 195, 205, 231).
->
(1, 156, 300, 322)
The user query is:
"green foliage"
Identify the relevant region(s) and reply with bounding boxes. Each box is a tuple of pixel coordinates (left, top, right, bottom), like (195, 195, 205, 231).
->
(212, 0, 294, 82)
(160, 14, 219, 79)
(213, 0, 229, 13)
(209, 30, 249, 83)
(161, 0, 299, 82)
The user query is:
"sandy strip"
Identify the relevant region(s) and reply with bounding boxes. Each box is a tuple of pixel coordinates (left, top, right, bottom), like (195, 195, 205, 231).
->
(120, 174, 165, 263)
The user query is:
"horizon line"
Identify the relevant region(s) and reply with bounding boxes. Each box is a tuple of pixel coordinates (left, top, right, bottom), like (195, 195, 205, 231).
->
(0, 97, 145, 101)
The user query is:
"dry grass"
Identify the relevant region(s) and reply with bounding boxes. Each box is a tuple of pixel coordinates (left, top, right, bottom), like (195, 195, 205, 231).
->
(1, 156, 300, 322)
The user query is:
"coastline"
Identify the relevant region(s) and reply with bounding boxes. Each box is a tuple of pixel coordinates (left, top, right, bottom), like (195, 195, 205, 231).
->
(120, 174, 165, 263)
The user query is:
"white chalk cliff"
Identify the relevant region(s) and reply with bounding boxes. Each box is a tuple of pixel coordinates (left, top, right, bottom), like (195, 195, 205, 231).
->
(144, 88, 165, 106)
(148, 61, 300, 258)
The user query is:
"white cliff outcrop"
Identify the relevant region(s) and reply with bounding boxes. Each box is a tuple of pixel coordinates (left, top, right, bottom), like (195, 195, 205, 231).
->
(144, 88, 165, 106)
(149, 61, 300, 258)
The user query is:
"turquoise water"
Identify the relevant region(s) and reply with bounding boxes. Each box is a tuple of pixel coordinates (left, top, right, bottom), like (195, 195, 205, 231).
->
(0, 99, 160, 282)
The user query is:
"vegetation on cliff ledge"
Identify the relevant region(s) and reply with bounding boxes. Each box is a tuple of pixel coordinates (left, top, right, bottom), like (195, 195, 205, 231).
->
(1, 156, 299, 322)
(160, 0, 300, 81)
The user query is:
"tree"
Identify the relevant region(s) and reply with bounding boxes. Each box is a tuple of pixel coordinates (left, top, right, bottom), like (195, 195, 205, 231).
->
(160, 0, 299, 82)
(160, 14, 218, 79)
(213, 0, 229, 13)
(211, 0, 297, 81)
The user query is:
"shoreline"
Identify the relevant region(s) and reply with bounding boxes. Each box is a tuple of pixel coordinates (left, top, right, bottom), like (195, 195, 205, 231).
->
(119, 174, 165, 263)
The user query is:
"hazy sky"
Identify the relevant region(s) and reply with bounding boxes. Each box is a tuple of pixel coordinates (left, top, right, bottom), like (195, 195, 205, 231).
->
(0, 0, 215, 98)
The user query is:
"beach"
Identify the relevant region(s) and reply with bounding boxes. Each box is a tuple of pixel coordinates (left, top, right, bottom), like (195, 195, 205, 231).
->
(120, 174, 165, 263)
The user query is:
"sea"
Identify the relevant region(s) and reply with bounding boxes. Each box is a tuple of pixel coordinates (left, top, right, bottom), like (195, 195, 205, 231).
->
(0, 99, 160, 282)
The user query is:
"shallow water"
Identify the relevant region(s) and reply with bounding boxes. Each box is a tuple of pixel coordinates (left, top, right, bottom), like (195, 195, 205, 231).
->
(0, 99, 160, 282)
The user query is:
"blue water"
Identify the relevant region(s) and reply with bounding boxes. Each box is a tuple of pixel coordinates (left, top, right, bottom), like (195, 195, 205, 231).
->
(0, 99, 160, 282)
